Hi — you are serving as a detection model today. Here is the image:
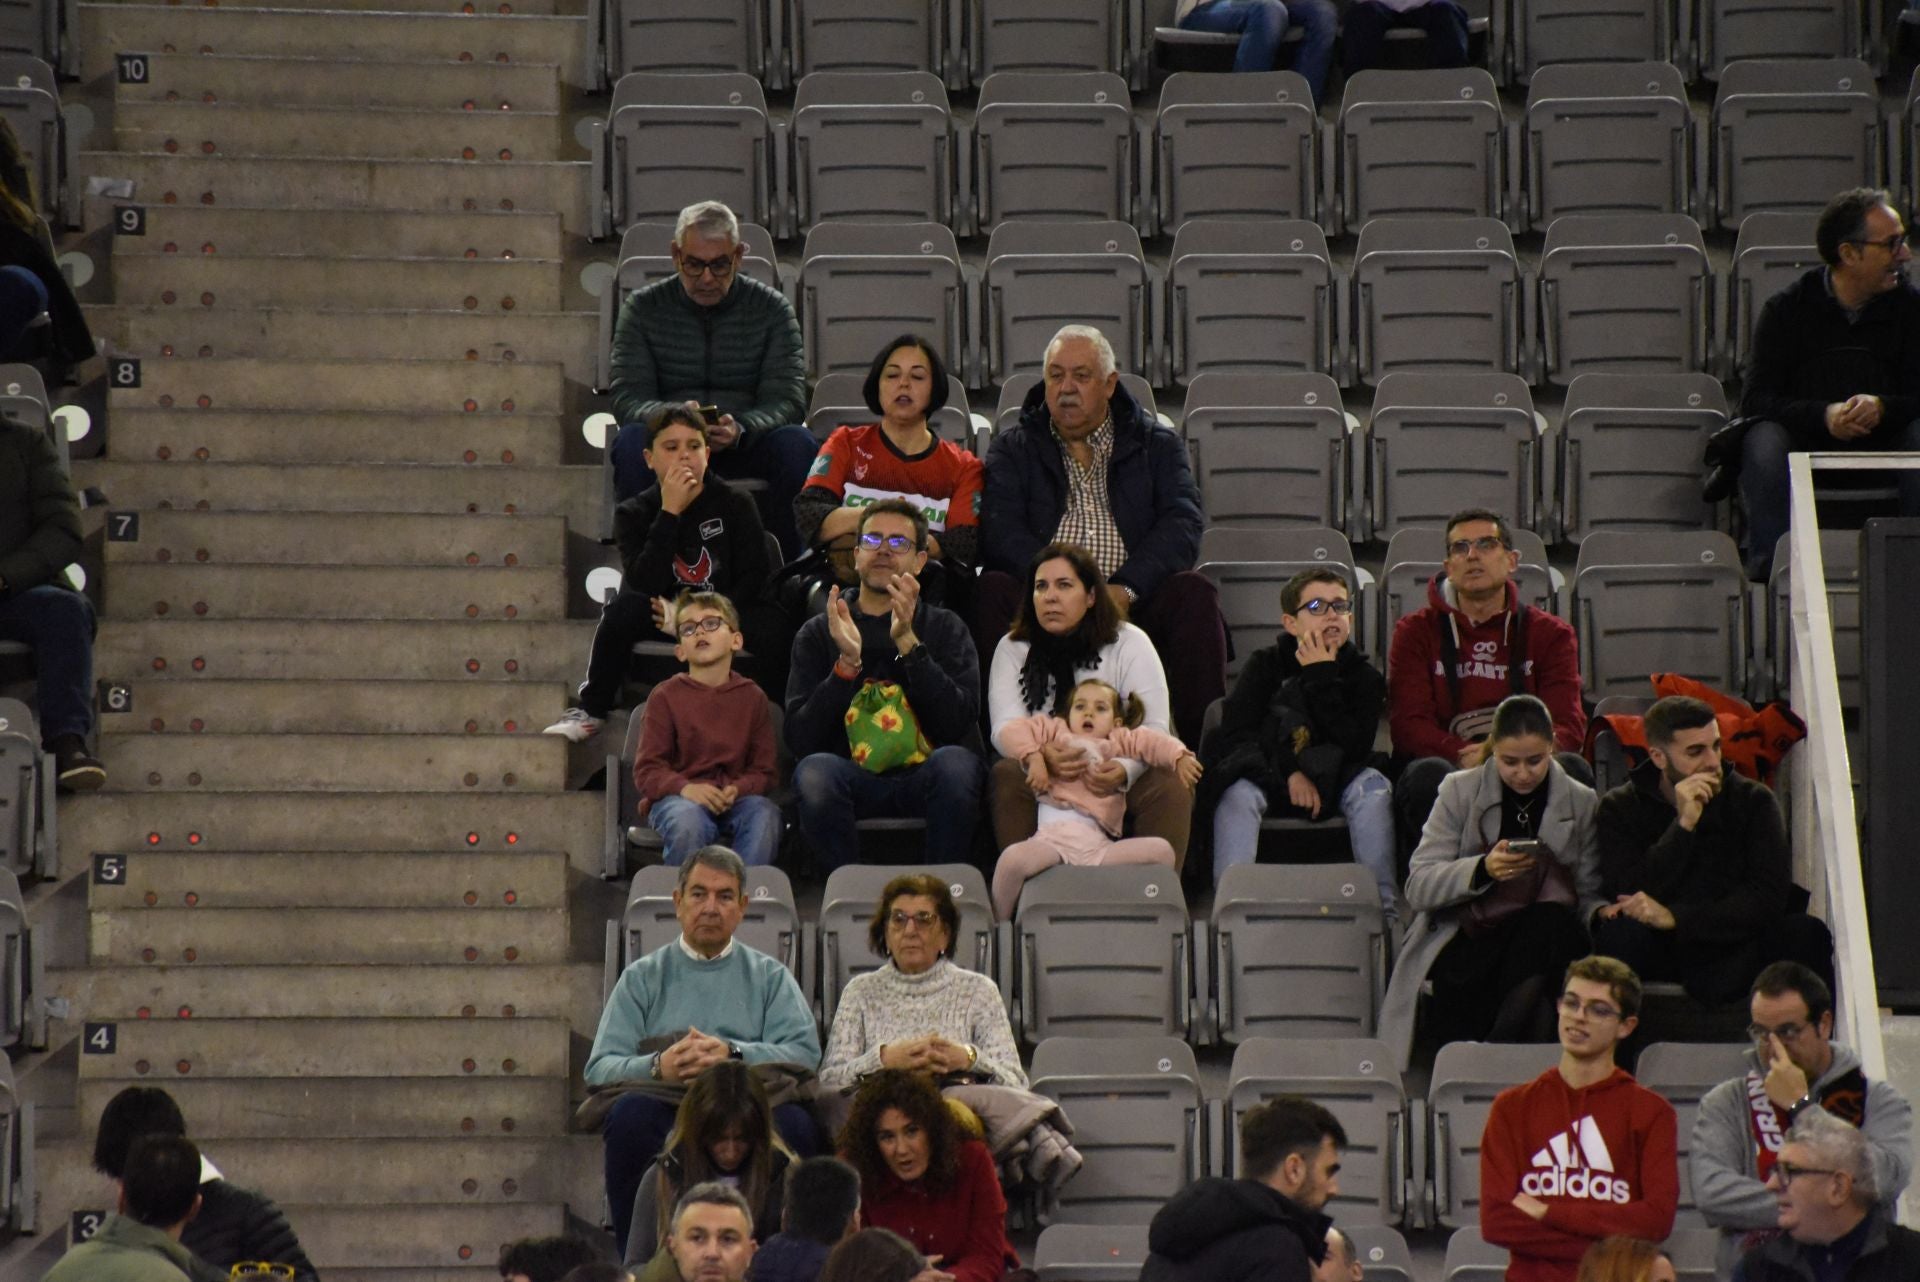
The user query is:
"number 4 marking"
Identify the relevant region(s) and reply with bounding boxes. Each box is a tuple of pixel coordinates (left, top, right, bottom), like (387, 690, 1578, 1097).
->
(82, 1022, 116, 1054)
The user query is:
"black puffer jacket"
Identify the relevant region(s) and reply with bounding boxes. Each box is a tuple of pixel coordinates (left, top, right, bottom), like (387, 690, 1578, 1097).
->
(1736, 1209, 1920, 1282)
(1141, 1178, 1329, 1282)
(0, 418, 79, 597)
(1201, 633, 1386, 810)
(181, 1178, 318, 1282)
(745, 1233, 831, 1282)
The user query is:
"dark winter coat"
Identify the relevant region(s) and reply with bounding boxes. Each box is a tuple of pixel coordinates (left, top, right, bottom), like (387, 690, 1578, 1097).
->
(1141, 1177, 1329, 1282)
(614, 473, 771, 604)
(1201, 633, 1386, 813)
(1735, 1208, 1920, 1282)
(0, 413, 79, 596)
(1741, 267, 1920, 450)
(181, 1178, 317, 1282)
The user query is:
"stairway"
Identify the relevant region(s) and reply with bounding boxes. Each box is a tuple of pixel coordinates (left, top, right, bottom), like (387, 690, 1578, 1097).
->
(32, 1, 613, 1275)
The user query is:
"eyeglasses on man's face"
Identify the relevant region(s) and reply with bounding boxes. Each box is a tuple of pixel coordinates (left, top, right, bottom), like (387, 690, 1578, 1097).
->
(1774, 1163, 1837, 1183)
(677, 615, 728, 639)
(1296, 598, 1353, 617)
(1850, 232, 1911, 255)
(678, 253, 737, 279)
(1558, 993, 1621, 1022)
(857, 532, 920, 552)
(1447, 536, 1507, 558)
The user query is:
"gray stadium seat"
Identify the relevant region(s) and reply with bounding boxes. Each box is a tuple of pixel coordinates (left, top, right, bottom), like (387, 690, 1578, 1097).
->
(602, 0, 769, 82)
(1428, 1041, 1562, 1228)
(0, 869, 28, 1050)
(1635, 1041, 1752, 1229)
(1166, 220, 1340, 385)
(1572, 530, 1749, 700)
(1218, 1037, 1408, 1225)
(1665, 1227, 1723, 1280)
(983, 220, 1153, 388)
(1519, 63, 1692, 233)
(0, 0, 54, 66)
(1336, 69, 1505, 235)
(1442, 1226, 1508, 1282)
(0, 1052, 31, 1239)
(797, 221, 967, 383)
(622, 863, 803, 976)
(1508, 0, 1674, 83)
(790, 72, 956, 232)
(596, 221, 779, 392)
(1029, 1035, 1205, 1222)
(1589, 694, 1655, 795)
(816, 863, 999, 1025)
(1198, 525, 1367, 677)
(0, 56, 58, 224)
(1769, 529, 1861, 705)
(1362, 372, 1540, 543)
(1378, 526, 1555, 666)
(1554, 373, 1725, 542)
(596, 73, 774, 238)
(1181, 372, 1352, 532)
(788, 0, 942, 79)
(804, 372, 976, 449)
(1210, 865, 1386, 1042)
(1696, 0, 1861, 81)
(973, 72, 1137, 231)
(1346, 1226, 1416, 1282)
(1724, 212, 1818, 380)
(968, 0, 1124, 81)
(1154, 71, 1321, 231)
(0, 699, 49, 882)
(1014, 866, 1192, 1041)
(1349, 219, 1522, 387)
(1033, 1222, 1151, 1281)
(1535, 213, 1710, 386)
(0, 364, 47, 435)
(1710, 59, 1881, 232)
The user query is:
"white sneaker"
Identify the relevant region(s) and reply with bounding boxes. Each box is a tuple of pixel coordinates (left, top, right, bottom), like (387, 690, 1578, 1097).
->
(542, 708, 604, 743)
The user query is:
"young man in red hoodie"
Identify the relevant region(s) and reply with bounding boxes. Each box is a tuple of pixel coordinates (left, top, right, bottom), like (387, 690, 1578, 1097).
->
(1481, 955, 1679, 1282)
(632, 590, 780, 866)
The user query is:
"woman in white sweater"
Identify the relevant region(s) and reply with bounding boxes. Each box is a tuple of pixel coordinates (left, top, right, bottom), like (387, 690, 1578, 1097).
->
(819, 874, 1023, 1092)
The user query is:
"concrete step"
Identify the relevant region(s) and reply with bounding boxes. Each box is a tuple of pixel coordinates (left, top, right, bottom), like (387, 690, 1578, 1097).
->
(111, 52, 564, 111)
(102, 565, 567, 622)
(108, 356, 565, 415)
(111, 253, 563, 312)
(74, 461, 599, 529)
(89, 907, 570, 965)
(99, 205, 565, 260)
(87, 850, 569, 910)
(104, 408, 570, 467)
(114, 101, 570, 164)
(95, 619, 592, 684)
(278, 1204, 570, 1271)
(103, 511, 567, 567)
(97, 731, 567, 791)
(74, 1017, 569, 1079)
(116, 678, 569, 734)
(65, 962, 600, 1023)
(78, 7, 591, 87)
(82, 152, 593, 232)
(92, 0, 570, 13)
(73, 1075, 573, 1140)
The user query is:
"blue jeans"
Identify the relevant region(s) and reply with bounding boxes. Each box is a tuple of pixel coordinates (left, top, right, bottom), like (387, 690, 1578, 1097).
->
(1212, 771, 1398, 915)
(1179, 0, 1337, 99)
(0, 585, 95, 742)
(1738, 416, 1920, 580)
(610, 421, 818, 560)
(792, 746, 984, 871)
(645, 793, 782, 866)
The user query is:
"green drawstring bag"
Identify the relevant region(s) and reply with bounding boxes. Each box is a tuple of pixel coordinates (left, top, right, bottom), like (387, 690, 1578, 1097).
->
(844, 680, 931, 773)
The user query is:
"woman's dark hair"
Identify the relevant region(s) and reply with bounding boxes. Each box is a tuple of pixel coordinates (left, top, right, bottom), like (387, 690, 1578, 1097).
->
(819, 1228, 924, 1282)
(558, 1265, 631, 1282)
(0, 120, 37, 231)
(1488, 694, 1554, 746)
(862, 334, 950, 418)
(866, 873, 960, 960)
(655, 1061, 792, 1243)
(837, 1069, 961, 1197)
(1008, 542, 1123, 716)
(93, 1086, 188, 1178)
(498, 1236, 600, 1282)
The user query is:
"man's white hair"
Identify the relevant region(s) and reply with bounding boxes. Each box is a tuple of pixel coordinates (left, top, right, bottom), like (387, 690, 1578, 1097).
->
(1787, 1107, 1877, 1203)
(674, 201, 741, 248)
(1044, 324, 1117, 378)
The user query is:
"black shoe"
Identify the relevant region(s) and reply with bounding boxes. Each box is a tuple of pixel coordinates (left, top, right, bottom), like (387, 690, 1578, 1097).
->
(50, 735, 105, 793)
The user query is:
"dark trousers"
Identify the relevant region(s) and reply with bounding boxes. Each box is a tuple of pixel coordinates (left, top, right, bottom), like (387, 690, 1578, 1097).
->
(0, 585, 95, 742)
(791, 746, 985, 871)
(611, 423, 819, 561)
(603, 1092, 820, 1254)
(1340, 0, 1471, 73)
(1738, 417, 1920, 580)
(1428, 901, 1590, 1046)
(1394, 751, 1594, 877)
(0, 265, 46, 361)
(577, 588, 792, 715)
(973, 569, 1227, 746)
(1592, 913, 1835, 1006)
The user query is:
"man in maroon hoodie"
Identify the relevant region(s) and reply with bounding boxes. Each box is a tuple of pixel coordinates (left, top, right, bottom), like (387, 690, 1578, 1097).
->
(1481, 956, 1679, 1282)
(1388, 510, 1589, 860)
(632, 590, 780, 866)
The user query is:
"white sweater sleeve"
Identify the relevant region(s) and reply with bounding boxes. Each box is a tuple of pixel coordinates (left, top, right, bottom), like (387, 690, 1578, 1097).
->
(988, 635, 1031, 757)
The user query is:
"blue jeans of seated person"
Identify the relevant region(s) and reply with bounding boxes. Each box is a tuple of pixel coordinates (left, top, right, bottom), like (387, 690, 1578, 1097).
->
(1179, 0, 1338, 99)
(610, 420, 818, 561)
(646, 793, 781, 866)
(1212, 771, 1398, 916)
(0, 585, 96, 743)
(603, 1092, 820, 1254)
(1341, 0, 1472, 74)
(1738, 416, 1920, 581)
(792, 746, 984, 871)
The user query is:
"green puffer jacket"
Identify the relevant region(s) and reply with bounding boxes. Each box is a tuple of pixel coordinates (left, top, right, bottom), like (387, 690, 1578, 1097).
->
(43, 1214, 196, 1282)
(0, 418, 81, 597)
(608, 274, 806, 436)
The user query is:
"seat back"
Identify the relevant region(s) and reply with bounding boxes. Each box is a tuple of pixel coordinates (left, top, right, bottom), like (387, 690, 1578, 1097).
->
(798, 220, 966, 381)
(0, 56, 56, 221)
(1032, 1222, 1151, 1281)
(0, 0, 51, 64)
(1182, 372, 1349, 531)
(1364, 372, 1539, 542)
(1635, 1041, 1752, 1228)
(1725, 212, 1818, 378)
(1167, 219, 1338, 384)
(805, 372, 974, 448)
(0, 700, 40, 880)
(1536, 213, 1710, 385)
(1428, 1041, 1563, 1227)
(605, 73, 773, 231)
(1199, 525, 1364, 676)
(0, 1053, 23, 1239)
(974, 72, 1134, 229)
(1711, 59, 1880, 230)
(1522, 62, 1690, 231)
(817, 863, 996, 1024)
(1155, 71, 1319, 228)
(606, 0, 765, 79)
(1589, 694, 1655, 794)
(970, 0, 1123, 80)
(1572, 530, 1749, 699)
(1770, 529, 1861, 705)
(1378, 525, 1554, 666)
(789, 0, 941, 78)
(1442, 1227, 1509, 1282)
(0, 869, 24, 1049)
(791, 72, 954, 230)
(1556, 372, 1725, 541)
(1665, 1227, 1724, 1281)
(623, 864, 802, 976)
(1698, 0, 1859, 80)
(1015, 866, 1190, 1041)
(1346, 1226, 1416, 1282)
(1512, 0, 1673, 81)
(1351, 219, 1521, 386)
(984, 220, 1151, 387)
(1029, 1036, 1205, 1223)
(0, 364, 48, 436)
(1212, 865, 1385, 1042)
(1338, 69, 1505, 233)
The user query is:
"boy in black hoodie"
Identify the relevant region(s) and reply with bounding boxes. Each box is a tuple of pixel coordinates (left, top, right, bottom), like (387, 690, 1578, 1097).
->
(1144, 1096, 1345, 1282)
(1203, 568, 1396, 918)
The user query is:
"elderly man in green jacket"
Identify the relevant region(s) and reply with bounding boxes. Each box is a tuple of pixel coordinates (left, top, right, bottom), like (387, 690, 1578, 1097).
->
(609, 200, 816, 560)
(46, 1136, 203, 1282)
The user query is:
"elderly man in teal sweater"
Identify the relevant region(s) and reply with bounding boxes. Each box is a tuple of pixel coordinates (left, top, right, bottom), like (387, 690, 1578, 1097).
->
(588, 846, 822, 1254)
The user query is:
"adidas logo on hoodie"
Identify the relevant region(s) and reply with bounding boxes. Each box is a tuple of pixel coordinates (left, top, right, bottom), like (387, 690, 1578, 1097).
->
(1519, 1117, 1631, 1204)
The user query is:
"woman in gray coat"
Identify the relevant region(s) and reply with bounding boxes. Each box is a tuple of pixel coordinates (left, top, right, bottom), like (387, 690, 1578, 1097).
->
(1379, 695, 1603, 1069)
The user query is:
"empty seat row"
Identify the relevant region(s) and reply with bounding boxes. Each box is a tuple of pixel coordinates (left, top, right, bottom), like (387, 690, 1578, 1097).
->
(0, 54, 69, 226)
(1493, 0, 1870, 83)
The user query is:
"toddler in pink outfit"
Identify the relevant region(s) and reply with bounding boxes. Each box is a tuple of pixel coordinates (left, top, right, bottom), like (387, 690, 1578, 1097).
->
(992, 678, 1203, 917)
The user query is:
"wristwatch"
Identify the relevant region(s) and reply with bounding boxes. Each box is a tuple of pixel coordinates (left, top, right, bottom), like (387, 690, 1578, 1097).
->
(728, 1042, 744, 1061)
(1787, 1093, 1817, 1119)
(649, 1052, 665, 1082)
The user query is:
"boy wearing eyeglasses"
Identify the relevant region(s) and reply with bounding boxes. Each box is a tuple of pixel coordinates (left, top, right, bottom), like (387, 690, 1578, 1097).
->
(631, 590, 780, 866)
(1481, 955, 1678, 1282)
(1203, 567, 1398, 918)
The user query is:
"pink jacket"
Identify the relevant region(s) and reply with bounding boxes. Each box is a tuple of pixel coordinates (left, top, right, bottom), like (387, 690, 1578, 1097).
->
(998, 715, 1192, 836)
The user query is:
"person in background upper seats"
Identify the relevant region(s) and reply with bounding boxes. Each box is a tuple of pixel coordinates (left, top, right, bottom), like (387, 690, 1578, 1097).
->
(1172, 0, 1337, 102)
(0, 120, 91, 382)
(1739, 187, 1920, 581)
(1339, 0, 1470, 77)
(609, 200, 817, 560)
(975, 324, 1222, 746)
(1575, 1238, 1674, 1282)
(818, 1229, 939, 1282)
(1312, 1228, 1364, 1282)
(500, 1238, 602, 1282)
(747, 1156, 863, 1282)
(1733, 1109, 1920, 1282)
(1691, 962, 1912, 1277)
(666, 1184, 761, 1282)
(48, 1135, 203, 1282)
(794, 334, 983, 610)
(1387, 509, 1588, 862)
(562, 1265, 636, 1282)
